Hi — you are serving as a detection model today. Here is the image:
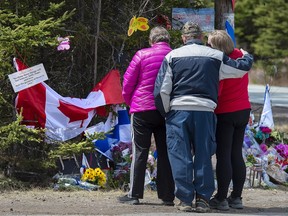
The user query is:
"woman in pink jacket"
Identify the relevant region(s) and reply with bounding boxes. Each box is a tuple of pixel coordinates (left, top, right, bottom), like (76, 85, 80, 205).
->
(118, 26, 175, 205)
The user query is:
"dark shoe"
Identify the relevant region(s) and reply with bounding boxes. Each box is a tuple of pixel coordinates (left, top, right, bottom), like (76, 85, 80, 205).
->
(209, 197, 229, 211)
(228, 196, 243, 209)
(175, 201, 193, 212)
(161, 199, 174, 206)
(195, 197, 211, 213)
(118, 195, 139, 205)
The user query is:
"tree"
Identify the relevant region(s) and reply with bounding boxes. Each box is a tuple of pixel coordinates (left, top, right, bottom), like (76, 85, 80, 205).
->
(253, 0, 288, 58)
(0, 1, 74, 125)
(214, 0, 233, 30)
(235, 0, 288, 59)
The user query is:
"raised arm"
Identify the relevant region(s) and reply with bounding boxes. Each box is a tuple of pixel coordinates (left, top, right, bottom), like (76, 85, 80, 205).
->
(219, 50, 253, 80)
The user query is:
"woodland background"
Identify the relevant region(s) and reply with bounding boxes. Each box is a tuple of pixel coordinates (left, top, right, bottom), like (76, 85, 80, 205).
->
(0, 0, 288, 186)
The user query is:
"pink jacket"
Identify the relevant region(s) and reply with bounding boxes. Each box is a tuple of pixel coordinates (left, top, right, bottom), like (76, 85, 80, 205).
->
(122, 42, 171, 113)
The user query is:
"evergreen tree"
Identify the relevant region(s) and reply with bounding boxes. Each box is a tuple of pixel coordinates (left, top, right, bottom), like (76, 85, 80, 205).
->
(0, 1, 74, 125)
(253, 0, 288, 58)
(235, 0, 288, 59)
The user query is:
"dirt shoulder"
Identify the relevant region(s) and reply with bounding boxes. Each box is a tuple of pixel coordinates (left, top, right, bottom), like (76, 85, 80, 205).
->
(0, 103, 287, 216)
(0, 187, 287, 215)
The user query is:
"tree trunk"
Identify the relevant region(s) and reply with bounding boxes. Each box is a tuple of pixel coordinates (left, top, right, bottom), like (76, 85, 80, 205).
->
(93, 0, 102, 85)
(215, 0, 233, 30)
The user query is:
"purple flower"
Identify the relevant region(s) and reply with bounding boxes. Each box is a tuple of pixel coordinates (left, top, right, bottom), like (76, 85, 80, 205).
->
(275, 144, 288, 158)
(260, 143, 268, 153)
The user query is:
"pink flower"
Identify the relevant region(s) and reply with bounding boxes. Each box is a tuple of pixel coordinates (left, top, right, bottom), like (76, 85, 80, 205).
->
(260, 126, 272, 134)
(260, 143, 268, 153)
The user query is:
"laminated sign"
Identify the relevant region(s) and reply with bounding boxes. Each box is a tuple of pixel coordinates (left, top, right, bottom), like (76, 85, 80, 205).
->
(8, 63, 48, 92)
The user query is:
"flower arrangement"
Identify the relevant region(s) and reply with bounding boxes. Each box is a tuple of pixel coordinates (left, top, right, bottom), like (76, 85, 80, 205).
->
(81, 167, 107, 187)
(111, 142, 132, 164)
(145, 152, 158, 190)
(243, 117, 288, 186)
(254, 126, 272, 142)
(248, 128, 288, 168)
(107, 142, 132, 190)
(147, 153, 157, 178)
(107, 142, 158, 190)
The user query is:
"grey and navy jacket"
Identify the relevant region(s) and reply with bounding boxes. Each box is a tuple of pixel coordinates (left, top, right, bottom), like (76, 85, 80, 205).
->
(153, 39, 254, 117)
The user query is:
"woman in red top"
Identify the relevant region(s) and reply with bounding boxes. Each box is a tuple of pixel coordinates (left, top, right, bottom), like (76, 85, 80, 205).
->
(207, 30, 251, 211)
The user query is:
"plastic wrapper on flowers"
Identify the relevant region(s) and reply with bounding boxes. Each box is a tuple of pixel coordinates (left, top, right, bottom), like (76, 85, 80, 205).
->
(242, 124, 288, 186)
(108, 142, 132, 190)
(108, 142, 158, 191)
(111, 142, 132, 164)
(52, 173, 100, 191)
(145, 152, 157, 191)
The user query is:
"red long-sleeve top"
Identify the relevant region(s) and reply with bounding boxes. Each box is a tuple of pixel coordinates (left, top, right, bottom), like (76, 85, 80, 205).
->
(214, 48, 251, 114)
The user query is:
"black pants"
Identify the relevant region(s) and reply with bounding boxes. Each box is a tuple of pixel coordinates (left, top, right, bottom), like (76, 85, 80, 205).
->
(128, 110, 175, 201)
(215, 109, 250, 200)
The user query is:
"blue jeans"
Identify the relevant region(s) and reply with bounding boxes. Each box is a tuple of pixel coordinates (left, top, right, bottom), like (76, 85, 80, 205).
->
(166, 110, 216, 203)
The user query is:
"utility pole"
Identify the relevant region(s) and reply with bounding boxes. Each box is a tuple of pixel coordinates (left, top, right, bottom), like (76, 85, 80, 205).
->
(214, 0, 233, 30)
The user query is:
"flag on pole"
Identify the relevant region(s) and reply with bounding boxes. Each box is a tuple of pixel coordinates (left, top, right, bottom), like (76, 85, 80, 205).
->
(259, 84, 274, 129)
(80, 153, 90, 175)
(225, 20, 236, 48)
(13, 58, 124, 141)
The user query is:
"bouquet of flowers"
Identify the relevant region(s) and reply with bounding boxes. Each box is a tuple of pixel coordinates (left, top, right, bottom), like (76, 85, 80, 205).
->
(111, 142, 132, 164)
(81, 167, 107, 187)
(107, 142, 132, 189)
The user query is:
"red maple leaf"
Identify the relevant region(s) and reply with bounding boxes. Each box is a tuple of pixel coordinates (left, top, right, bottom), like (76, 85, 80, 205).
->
(58, 100, 94, 124)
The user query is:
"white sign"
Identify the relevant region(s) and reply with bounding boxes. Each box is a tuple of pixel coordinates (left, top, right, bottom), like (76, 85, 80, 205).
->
(8, 63, 48, 92)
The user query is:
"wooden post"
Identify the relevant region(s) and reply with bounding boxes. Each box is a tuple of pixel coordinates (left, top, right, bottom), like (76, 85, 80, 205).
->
(214, 0, 233, 30)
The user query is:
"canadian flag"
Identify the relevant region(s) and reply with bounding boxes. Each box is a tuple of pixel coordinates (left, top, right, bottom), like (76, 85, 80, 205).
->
(13, 58, 124, 141)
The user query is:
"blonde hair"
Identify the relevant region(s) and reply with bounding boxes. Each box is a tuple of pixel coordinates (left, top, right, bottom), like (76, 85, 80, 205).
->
(208, 30, 234, 55)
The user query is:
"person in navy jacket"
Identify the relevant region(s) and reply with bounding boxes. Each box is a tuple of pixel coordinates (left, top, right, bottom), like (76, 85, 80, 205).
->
(154, 21, 253, 213)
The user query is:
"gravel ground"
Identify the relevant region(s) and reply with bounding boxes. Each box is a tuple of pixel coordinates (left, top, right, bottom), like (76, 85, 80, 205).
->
(0, 103, 287, 216)
(0, 187, 287, 216)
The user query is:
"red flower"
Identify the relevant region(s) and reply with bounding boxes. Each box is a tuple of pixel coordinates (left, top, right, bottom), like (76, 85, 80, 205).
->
(260, 126, 272, 134)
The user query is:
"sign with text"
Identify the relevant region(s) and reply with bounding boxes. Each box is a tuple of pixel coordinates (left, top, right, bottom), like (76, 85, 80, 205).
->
(8, 63, 48, 92)
(172, 8, 214, 32)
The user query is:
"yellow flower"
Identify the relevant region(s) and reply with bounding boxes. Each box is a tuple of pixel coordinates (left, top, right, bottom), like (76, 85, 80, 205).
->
(81, 167, 107, 187)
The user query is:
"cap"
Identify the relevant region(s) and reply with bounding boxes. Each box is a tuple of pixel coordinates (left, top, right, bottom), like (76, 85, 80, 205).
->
(181, 21, 202, 36)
